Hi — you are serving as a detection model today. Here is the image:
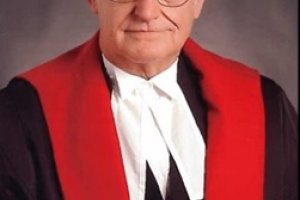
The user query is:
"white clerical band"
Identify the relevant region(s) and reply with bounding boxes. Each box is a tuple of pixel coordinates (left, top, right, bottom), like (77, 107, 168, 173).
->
(103, 54, 205, 200)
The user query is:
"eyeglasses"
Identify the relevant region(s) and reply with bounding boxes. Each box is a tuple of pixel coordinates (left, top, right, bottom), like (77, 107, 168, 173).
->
(110, 0, 189, 7)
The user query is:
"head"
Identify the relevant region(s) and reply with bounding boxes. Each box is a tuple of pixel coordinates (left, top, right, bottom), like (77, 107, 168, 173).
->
(87, 0, 204, 77)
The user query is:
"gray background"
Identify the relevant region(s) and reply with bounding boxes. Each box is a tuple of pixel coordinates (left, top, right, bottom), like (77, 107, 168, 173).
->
(0, 0, 298, 110)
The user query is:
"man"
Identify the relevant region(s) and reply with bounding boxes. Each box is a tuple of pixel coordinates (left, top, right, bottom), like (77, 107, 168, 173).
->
(0, 0, 297, 199)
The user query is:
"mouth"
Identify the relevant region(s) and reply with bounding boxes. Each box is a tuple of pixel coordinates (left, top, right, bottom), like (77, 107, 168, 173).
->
(124, 29, 166, 38)
(125, 29, 164, 33)
(124, 27, 173, 35)
(123, 25, 173, 39)
(124, 25, 173, 32)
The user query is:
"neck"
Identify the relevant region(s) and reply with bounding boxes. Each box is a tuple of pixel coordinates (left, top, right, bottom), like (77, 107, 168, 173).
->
(102, 53, 179, 80)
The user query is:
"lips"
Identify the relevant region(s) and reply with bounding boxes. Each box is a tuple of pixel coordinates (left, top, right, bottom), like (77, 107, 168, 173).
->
(126, 30, 157, 32)
(125, 28, 164, 32)
(125, 27, 173, 33)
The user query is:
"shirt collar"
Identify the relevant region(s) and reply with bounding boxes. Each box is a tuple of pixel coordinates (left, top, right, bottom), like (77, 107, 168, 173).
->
(103, 54, 179, 101)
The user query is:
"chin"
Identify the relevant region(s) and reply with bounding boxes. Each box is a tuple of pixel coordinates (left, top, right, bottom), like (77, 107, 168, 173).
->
(130, 44, 172, 58)
(127, 50, 168, 63)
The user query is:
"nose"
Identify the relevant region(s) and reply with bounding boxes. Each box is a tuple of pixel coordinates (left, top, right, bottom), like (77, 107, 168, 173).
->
(133, 0, 161, 22)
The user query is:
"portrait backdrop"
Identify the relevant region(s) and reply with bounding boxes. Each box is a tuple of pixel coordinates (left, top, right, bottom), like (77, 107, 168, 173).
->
(0, 0, 298, 110)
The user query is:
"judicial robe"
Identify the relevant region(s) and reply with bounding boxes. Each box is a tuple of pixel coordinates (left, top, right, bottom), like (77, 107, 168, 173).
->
(0, 33, 298, 200)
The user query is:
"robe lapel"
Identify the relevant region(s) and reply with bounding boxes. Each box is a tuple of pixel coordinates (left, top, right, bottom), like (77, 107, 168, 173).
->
(183, 39, 265, 200)
(20, 34, 129, 200)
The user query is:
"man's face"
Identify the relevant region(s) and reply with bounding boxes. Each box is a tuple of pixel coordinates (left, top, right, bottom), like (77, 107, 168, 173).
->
(88, 0, 204, 68)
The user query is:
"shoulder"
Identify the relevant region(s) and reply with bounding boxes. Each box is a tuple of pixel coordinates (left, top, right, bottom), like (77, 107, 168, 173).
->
(183, 38, 261, 82)
(20, 44, 84, 81)
(0, 79, 39, 149)
(261, 76, 285, 99)
(260, 75, 297, 118)
(0, 79, 45, 129)
(19, 34, 98, 83)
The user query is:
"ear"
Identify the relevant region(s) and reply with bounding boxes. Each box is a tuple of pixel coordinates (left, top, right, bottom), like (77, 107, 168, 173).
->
(87, 0, 99, 14)
(193, 0, 204, 19)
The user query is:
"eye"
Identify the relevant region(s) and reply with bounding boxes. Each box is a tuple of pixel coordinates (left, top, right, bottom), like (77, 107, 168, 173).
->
(109, 0, 189, 7)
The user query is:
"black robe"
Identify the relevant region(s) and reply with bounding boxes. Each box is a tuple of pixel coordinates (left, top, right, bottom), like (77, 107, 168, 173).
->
(0, 55, 298, 200)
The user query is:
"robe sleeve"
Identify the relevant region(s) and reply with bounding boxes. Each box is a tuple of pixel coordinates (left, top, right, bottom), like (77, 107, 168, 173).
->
(280, 88, 298, 199)
(261, 76, 298, 200)
(0, 84, 33, 199)
(0, 79, 63, 200)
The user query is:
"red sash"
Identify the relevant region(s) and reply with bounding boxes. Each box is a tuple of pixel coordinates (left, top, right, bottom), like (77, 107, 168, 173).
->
(20, 33, 265, 199)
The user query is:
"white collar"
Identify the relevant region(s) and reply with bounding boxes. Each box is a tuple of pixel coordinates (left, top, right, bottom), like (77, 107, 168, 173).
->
(103, 54, 179, 101)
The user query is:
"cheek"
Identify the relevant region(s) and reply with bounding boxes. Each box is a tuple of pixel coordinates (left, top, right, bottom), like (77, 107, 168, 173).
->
(98, 8, 133, 38)
(171, 14, 195, 43)
(166, 6, 195, 33)
(97, 4, 122, 29)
